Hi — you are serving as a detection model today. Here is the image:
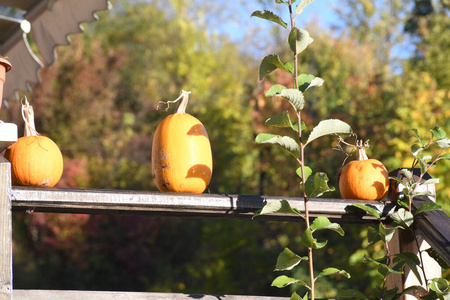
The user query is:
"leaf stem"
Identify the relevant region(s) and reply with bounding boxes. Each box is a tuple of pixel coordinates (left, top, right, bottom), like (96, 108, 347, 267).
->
(288, 1, 299, 88)
(289, 0, 313, 297)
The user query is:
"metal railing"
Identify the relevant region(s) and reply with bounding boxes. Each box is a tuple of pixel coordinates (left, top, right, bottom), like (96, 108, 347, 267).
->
(1, 158, 449, 300)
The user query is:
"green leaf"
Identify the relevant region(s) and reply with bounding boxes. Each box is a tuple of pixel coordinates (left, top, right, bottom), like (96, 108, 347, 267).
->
(414, 190, 436, 199)
(318, 267, 351, 278)
(439, 153, 450, 160)
(337, 289, 370, 299)
(364, 255, 404, 276)
(431, 126, 447, 140)
(401, 286, 428, 299)
(275, 88, 305, 112)
(305, 172, 335, 198)
(296, 166, 312, 180)
(411, 129, 426, 147)
(254, 199, 301, 217)
(292, 121, 306, 133)
(377, 263, 404, 276)
(382, 287, 403, 300)
(417, 156, 429, 174)
(417, 154, 432, 161)
(301, 228, 315, 248)
(265, 111, 294, 128)
(425, 248, 450, 269)
(398, 200, 410, 209)
(306, 77, 324, 91)
(314, 240, 328, 249)
(414, 202, 441, 215)
(251, 10, 287, 29)
(429, 278, 450, 294)
(288, 27, 313, 55)
(265, 84, 286, 96)
(255, 133, 300, 158)
(271, 275, 308, 288)
(399, 168, 414, 181)
(378, 222, 396, 243)
(411, 144, 424, 156)
(390, 208, 414, 229)
(264, 112, 304, 133)
(290, 291, 303, 300)
(367, 226, 382, 245)
(435, 138, 450, 149)
(363, 254, 386, 265)
(351, 203, 381, 220)
(259, 54, 290, 80)
(394, 253, 422, 285)
(284, 62, 294, 74)
(274, 248, 308, 271)
(310, 216, 345, 236)
(296, 0, 317, 15)
(305, 119, 353, 145)
(298, 74, 315, 91)
(421, 178, 440, 186)
(297, 74, 324, 92)
(302, 228, 327, 249)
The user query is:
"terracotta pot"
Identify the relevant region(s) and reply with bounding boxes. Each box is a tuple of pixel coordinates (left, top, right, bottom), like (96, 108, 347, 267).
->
(0, 57, 12, 110)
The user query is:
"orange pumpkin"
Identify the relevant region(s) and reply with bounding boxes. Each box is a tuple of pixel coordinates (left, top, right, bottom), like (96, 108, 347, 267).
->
(4, 100, 63, 187)
(339, 140, 389, 200)
(152, 91, 213, 193)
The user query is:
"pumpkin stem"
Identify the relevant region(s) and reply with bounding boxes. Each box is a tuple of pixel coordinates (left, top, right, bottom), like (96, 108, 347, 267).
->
(176, 90, 191, 114)
(21, 98, 39, 137)
(356, 140, 369, 161)
(157, 90, 191, 114)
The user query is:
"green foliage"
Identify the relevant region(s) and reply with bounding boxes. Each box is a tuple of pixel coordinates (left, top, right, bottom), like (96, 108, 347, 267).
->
(255, 133, 300, 158)
(272, 275, 308, 288)
(346, 127, 450, 298)
(252, 1, 354, 298)
(390, 126, 449, 209)
(305, 119, 353, 146)
(304, 172, 334, 198)
(254, 199, 302, 217)
(275, 248, 308, 271)
(3, 0, 449, 297)
(251, 10, 288, 29)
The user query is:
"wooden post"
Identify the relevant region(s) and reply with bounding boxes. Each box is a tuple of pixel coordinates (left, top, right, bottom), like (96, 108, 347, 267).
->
(0, 156, 12, 300)
(387, 169, 441, 299)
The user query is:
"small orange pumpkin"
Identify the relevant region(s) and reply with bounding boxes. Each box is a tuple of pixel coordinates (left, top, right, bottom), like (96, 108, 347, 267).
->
(152, 91, 213, 193)
(339, 140, 389, 200)
(4, 100, 63, 187)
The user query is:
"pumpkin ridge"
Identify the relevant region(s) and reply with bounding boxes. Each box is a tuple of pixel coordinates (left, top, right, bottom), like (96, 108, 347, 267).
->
(339, 142, 388, 200)
(152, 92, 212, 193)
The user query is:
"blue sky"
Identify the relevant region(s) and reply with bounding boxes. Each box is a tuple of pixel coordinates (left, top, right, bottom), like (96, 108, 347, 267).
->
(219, 0, 339, 45)
(213, 0, 339, 57)
(295, 0, 338, 28)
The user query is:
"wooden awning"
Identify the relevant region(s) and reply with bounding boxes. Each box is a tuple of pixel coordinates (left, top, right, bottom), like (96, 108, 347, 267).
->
(0, 0, 110, 105)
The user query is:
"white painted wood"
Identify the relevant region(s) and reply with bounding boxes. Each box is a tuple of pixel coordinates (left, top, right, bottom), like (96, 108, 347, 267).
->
(0, 123, 17, 152)
(387, 168, 444, 300)
(0, 157, 12, 300)
(402, 197, 445, 300)
(10, 187, 395, 222)
(13, 290, 289, 300)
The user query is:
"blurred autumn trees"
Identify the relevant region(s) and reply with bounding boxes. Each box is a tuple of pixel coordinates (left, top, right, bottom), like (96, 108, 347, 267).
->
(1, 0, 449, 298)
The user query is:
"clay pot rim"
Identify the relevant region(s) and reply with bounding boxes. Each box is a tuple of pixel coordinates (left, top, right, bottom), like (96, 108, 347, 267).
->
(0, 57, 12, 73)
